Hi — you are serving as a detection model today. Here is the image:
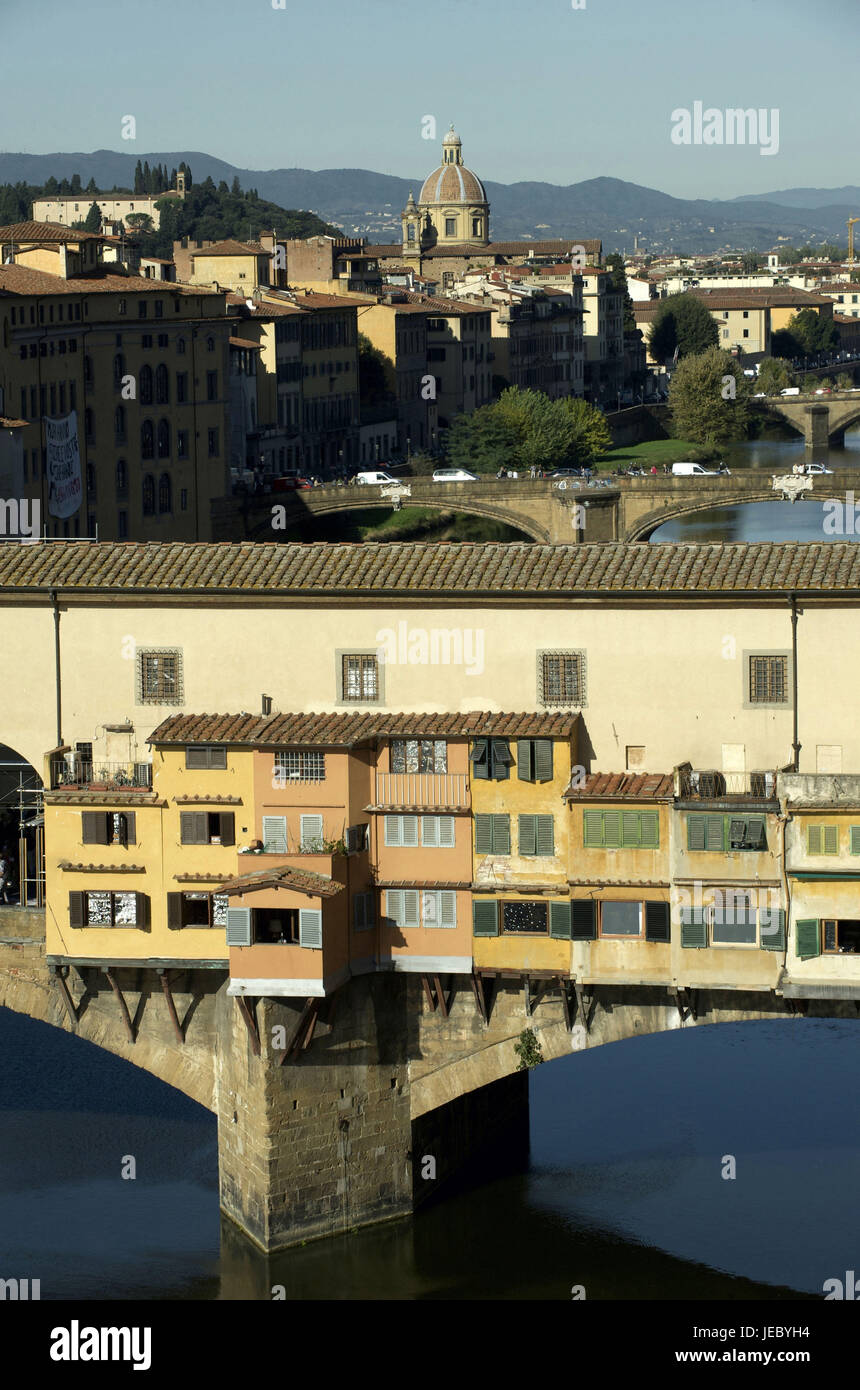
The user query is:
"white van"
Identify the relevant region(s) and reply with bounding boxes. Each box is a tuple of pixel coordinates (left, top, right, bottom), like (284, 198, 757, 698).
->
(672, 461, 713, 476)
(780, 387, 800, 396)
(354, 470, 398, 485)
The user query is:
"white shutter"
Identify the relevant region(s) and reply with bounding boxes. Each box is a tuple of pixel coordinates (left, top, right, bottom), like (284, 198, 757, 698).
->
(226, 907, 251, 946)
(300, 814, 324, 851)
(299, 908, 323, 949)
(403, 889, 420, 927)
(384, 815, 402, 847)
(262, 816, 287, 853)
(422, 889, 439, 926)
(403, 815, 419, 848)
(421, 815, 439, 847)
(440, 891, 457, 929)
(439, 816, 455, 848)
(386, 889, 403, 926)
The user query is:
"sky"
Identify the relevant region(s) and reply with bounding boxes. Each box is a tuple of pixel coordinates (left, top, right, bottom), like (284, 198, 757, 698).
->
(0, 0, 855, 199)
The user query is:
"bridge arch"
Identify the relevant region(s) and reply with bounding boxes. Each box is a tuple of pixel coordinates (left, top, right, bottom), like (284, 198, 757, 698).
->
(255, 495, 552, 543)
(622, 488, 789, 542)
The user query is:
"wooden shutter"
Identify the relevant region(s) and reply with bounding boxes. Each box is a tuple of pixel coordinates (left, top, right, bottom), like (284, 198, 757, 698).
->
(471, 738, 489, 779)
(385, 815, 402, 847)
(490, 739, 510, 780)
(473, 899, 499, 936)
(549, 901, 571, 939)
(421, 890, 439, 927)
(823, 825, 839, 855)
(402, 890, 420, 927)
(439, 816, 455, 848)
(68, 891, 85, 927)
(516, 739, 534, 781)
(706, 816, 725, 851)
(167, 892, 183, 930)
(759, 907, 785, 951)
(536, 815, 554, 856)
(571, 900, 596, 940)
(386, 890, 403, 926)
(583, 810, 603, 847)
(134, 892, 150, 927)
(534, 740, 553, 782)
(421, 816, 439, 848)
(518, 814, 536, 856)
(639, 811, 659, 849)
(208, 746, 227, 769)
(185, 746, 208, 769)
(402, 815, 419, 847)
(807, 825, 823, 855)
(680, 907, 707, 948)
(795, 918, 820, 959)
(687, 815, 706, 851)
(300, 814, 323, 850)
(180, 811, 207, 845)
(622, 810, 640, 846)
(439, 891, 456, 929)
(493, 815, 511, 854)
(261, 815, 287, 853)
(226, 906, 251, 946)
(851, 826, 860, 855)
(603, 810, 621, 848)
(744, 815, 765, 849)
(219, 813, 235, 846)
(475, 815, 493, 855)
(81, 811, 108, 845)
(645, 901, 670, 942)
(299, 909, 323, 949)
(122, 812, 136, 846)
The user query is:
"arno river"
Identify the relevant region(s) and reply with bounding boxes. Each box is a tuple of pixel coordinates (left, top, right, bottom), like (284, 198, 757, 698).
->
(1, 428, 858, 1302)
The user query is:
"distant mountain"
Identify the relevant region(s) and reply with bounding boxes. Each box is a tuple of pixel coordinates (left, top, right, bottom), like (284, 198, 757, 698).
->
(0, 151, 854, 253)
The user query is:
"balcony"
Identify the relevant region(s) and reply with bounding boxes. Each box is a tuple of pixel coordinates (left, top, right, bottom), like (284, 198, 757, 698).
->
(369, 771, 470, 812)
(50, 759, 153, 792)
(677, 769, 777, 802)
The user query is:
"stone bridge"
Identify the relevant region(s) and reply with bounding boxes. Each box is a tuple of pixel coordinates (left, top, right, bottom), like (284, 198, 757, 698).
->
(2, 907, 857, 1252)
(213, 466, 860, 547)
(750, 389, 860, 449)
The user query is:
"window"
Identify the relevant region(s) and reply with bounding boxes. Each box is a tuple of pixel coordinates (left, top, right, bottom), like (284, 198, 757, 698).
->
(517, 739, 553, 782)
(821, 919, 860, 954)
(471, 737, 512, 781)
(445, 218, 457, 236)
(177, 430, 189, 459)
(185, 744, 227, 769)
(138, 301, 148, 319)
(518, 814, 555, 856)
(206, 370, 218, 400)
(142, 473, 155, 514)
(261, 816, 287, 853)
(475, 813, 511, 854)
(583, 809, 659, 848)
(384, 814, 419, 848)
(345, 823, 369, 854)
(137, 648, 183, 703)
(180, 489, 188, 510)
(113, 352, 125, 387)
(115, 405, 126, 441)
(681, 901, 786, 950)
(155, 364, 169, 404)
(69, 891, 147, 927)
(390, 739, 447, 773)
(118, 511, 128, 539)
(207, 336, 215, 352)
(712, 890, 757, 945)
(600, 901, 642, 937)
(180, 811, 234, 845)
(502, 901, 547, 934)
(385, 889, 420, 928)
(81, 811, 136, 846)
(158, 473, 172, 512)
(686, 814, 766, 852)
(808, 824, 839, 855)
(177, 337, 186, 354)
(747, 654, 789, 705)
(340, 653, 379, 702)
(167, 891, 228, 929)
(421, 890, 457, 929)
(353, 892, 375, 931)
(207, 428, 219, 457)
(141, 420, 154, 459)
(116, 458, 127, 493)
(299, 814, 324, 851)
(176, 372, 188, 403)
(420, 815, 455, 847)
(274, 750, 325, 783)
(539, 651, 584, 706)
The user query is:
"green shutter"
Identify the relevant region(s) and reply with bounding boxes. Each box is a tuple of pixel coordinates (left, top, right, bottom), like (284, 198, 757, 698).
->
(536, 815, 554, 856)
(622, 810, 640, 846)
(493, 815, 511, 854)
(475, 815, 493, 855)
(471, 738, 489, 779)
(745, 815, 765, 850)
(583, 810, 603, 846)
(681, 907, 707, 948)
(645, 901, 670, 942)
(603, 810, 621, 848)
(549, 901, 571, 939)
(706, 815, 726, 851)
(491, 739, 510, 780)
(639, 811, 659, 849)
(518, 814, 536, 856)
(795, 918, 820, 959)
(759, 908, 785, 951)
(850, 826, 860, 855)
(823, 825, 839, 856)
(571, 900, 596, 940)
(807, 825, 823, 855)
(687, 815, 706, 851)
(517, 740, 533, 781)
(473, 899, 499, 936)
(534, 740, 553, 782)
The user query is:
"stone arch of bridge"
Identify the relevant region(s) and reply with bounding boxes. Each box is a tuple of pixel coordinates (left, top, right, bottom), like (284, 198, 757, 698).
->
(623, 490, 786, 541)
(249, 496, 552, 543)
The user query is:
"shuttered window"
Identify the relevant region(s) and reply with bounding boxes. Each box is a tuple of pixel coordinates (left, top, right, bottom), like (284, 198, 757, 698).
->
(600, 901, 641, 937)
(680, 907, 708, 948)
(759, 907, 785, 951)
(261, 815, 287, 853)
(81, 811, 109, 845)
(300, 814, 324, 852)
(226, 906, 251, 946)
(713, 892, 757, 944)
(850, 826, 860, 855)
(384, 814, 419, 847)
(185, 744, 227, 769)
(421, 815, 455, 848)
(645, 901, 671, 943)
(470, 738, 512, 781)
(549, 901, 571, 938)
(473, 899, 499, 936)
(516, 739, 554, 782)
(72, 890, 147, 927)
(299, 909, 323, 949)
(518, 814, 555, 856)
(353, 892, 375, 932)
(584, 809, 658, 848)
(385, 889, 420, 928)
(807, 824, 839, 855)
(81, 810, 137, 847)
(475, 814, 510, 855)
(422, 890, 457, 929)
(571, 900, 596, 940)
(795, 918, 820, 959)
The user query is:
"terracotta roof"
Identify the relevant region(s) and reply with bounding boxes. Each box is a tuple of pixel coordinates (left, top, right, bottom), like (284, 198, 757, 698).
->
(149, 711, 579, 746)
(0, 416, 28, 429)
(564, 772, 674, 800)
(688, 287, 831, 309)
(0, 266, 213, 297)
(487, 239, 602, 257)
(228, 335, 262, 349)
(419, 163, 487, 206)
(218, 863, 345, 898)
(190, 239, 265, 258)
(5, 540, 860, 598)
(0, 221, 104, 243)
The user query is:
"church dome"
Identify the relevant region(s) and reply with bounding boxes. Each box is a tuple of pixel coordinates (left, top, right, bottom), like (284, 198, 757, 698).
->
(419, 162, 487, 206)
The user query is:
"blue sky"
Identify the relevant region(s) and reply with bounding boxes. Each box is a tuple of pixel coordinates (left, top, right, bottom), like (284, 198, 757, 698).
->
(1, 0, 853, 198)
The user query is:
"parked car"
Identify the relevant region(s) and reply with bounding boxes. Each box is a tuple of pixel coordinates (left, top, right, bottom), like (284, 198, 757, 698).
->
(780, 387, 801, 396)
(271, 474, 311, 492)
(354, 470, 399, 485)
(803, 462, 833, 474)
(814, 388, 833, 395)
(551, 468, 584, 479)
(432, 467, 478, 482)
(671, 461, 730, 476)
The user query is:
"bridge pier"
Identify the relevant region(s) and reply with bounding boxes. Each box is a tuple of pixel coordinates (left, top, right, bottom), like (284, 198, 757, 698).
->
(804, 404, 832, 453)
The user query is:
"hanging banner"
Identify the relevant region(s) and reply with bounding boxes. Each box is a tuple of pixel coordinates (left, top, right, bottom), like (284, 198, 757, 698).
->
(46, 411, 82, 519)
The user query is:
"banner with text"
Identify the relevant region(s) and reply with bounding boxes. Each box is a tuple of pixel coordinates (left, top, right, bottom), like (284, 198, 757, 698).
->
(47, 411, 82, 519)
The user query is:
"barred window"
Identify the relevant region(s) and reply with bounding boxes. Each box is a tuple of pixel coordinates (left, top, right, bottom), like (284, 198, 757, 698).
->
(749, 656, 787, 704)
(540, 651, 583, 706)
(390, 739, 447, 773)
(137, 648, 183, 704)
(342, 654, 378, 701)
(274, 750, 326, 782)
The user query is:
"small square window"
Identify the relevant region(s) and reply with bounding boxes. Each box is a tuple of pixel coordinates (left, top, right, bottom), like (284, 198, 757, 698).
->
(539, 650, 585, 706)
(137, 648, 183, 704)
(338, 652, 382, 703)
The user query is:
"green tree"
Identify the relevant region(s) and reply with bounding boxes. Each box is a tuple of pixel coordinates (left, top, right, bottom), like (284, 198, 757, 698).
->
(125, 212, 154, 233)
(557, 395, 612, 463)
(668, 348, 751, 446)
(785, 308, 838, 354)
(357, 333, 394, 405)
(446, 403, 520, 474)
(756, 357, 793, 395)
(649, 293, 719, 364)
(740, 251, 763, 273)
(70, 173, 82, 195)
(837, 372, 854, 390)
(770, 328, 800, 359)
(83, 201, 101, 232)
(133, 161, 144, 194)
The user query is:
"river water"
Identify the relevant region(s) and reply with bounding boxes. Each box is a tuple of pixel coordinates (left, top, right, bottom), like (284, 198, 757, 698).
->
(1, 1005, 856, 1301)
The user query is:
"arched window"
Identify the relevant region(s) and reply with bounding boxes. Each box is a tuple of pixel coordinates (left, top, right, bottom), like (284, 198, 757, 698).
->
(157, 419, 170, 458)
(177, 337, 186, 355)
(158, 473, 172, 513)
(113, 352, 125, 387)
(142, 474, 155, 515)
(116, 458, 127, 492)
(114, 405, 126, 441)
(155, 363, 169, 404)
(207, 336, 215, 352)
(141, 419, 154, 459)
(139, 364, 153, 404)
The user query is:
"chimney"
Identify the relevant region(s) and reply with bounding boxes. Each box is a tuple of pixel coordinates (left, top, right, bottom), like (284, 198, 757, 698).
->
(261, 694, 272, 716)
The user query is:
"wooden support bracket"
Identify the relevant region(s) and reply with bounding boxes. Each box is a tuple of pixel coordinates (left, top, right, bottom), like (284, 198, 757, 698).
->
(470, 971, 488, 1026)
(670, 986, 698, 1022)
(103, 968, 136, 1045)
(433, 974, 449, 1019)
(50, 964, 78, 1029)
(157, 969, 185, 1045)
(278, 997, 316, 1065)
(236, 994, 261, 1056)
(573, 979, 592, 1033)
